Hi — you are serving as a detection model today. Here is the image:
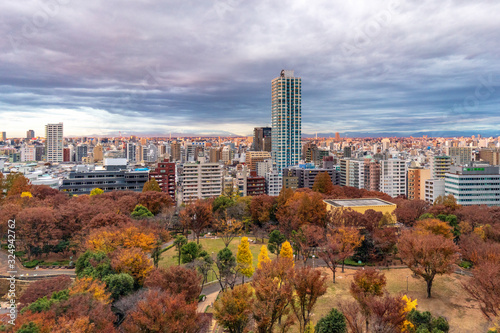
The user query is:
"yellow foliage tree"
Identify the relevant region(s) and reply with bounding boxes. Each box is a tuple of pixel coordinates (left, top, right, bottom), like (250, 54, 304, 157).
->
(21, 191, 33, 198)
(279, 241, 294, 267)
(401, 295, 417, 331)
(237, 237, 254, 280)
(89, 188, 104, 196)
(257, 245, 271, 269)
(87, 226, 157, 253)
(69, 277, 111, 304)
(111, 248, 153, 285)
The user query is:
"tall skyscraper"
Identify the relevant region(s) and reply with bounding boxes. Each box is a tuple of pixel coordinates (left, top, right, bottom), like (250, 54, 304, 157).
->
(26, 130, 35, 140)
(271, 70, 301, 173)
(45, 123, 63, 162)
(253, 127, 272, 151)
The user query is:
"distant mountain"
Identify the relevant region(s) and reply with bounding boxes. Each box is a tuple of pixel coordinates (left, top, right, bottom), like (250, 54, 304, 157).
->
(302, 130, 500, 138)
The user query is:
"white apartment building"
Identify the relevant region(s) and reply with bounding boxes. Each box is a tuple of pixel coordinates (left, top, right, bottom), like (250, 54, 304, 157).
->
(45, 123, 63, 162)
(20, 145, 36, 162)
(380, 159, 407, 197)
(265, 171, 282, 196)
(424, 179, 445, 203)
(181, 162, 222, 203)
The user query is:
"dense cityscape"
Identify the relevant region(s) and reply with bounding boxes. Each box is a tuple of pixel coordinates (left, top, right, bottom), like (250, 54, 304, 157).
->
(1, 1, 500, 332)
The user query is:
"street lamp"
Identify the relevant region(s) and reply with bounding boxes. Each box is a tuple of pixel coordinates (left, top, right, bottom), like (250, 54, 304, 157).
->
(312, 255, 315, 269)
(212, 252, 215, 281)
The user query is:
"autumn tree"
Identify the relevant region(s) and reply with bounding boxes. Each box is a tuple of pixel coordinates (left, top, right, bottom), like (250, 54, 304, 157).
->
(280, 240, 294, 267)
(214, 284, 253, 333)
(89, 188, 104, 196)
(236, 237, 254, 283)
(398, 230, 459, 298)
(69, 277, 112, 304)
(144, 266, 202, 303)
(180, 199, 213, 243)
(292, 224, 324, 264)
(393, 199, 430, 226)
(414, 218, 453, 239)
(250, 195, 276, 227)
(252, 258, 295, 333)
(257, 245, 271, 269)
(6, 173, 31, 196)
(349, 268, 387, 332)
(312, 171, 334, 194)
(19, 276, 72, 306)
(111, 248, 153, 286)
(290, 266, 327, 333)
(142, 178, 161, 192)
(122, 288, 209, 333)
(214, 215, 243, 248)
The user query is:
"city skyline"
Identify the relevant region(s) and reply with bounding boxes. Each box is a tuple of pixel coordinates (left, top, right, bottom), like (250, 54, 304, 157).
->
(1, 1, 500, 137)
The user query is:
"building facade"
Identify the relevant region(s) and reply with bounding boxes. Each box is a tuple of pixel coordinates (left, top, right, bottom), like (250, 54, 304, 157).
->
(253, 127, 272, 152)
(149, 158, 176, 200)
(407, 167, 431, 200)
(271, 70, 301, 173)
(181, 162, 222, 203)
(45, 123, 63, 162)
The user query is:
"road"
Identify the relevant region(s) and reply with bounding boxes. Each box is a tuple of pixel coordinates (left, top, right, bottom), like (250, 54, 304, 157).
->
(0, 250, 75, 279)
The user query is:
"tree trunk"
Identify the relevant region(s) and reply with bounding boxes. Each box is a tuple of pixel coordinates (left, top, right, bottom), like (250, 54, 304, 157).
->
(333, 270, 336, 284)
(342, 259, 345, 273)
(366, 318, 369, 333)
(426, 278, 433, 298)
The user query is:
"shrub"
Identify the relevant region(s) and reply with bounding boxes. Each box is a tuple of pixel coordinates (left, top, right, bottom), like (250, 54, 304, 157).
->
(315, 308, 347, 333)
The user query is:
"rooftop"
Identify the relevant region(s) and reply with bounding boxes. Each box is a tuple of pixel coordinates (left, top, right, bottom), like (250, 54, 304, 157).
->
(324, 198, 395, 207)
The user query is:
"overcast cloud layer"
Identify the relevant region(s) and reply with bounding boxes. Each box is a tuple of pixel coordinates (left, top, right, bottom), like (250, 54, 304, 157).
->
(1, 0, 499, 137)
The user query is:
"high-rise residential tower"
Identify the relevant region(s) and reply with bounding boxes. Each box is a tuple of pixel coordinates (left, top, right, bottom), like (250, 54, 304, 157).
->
(45, 123, 63, 162)
(253, 127, 272, 151)
(271, 70, 301, 173)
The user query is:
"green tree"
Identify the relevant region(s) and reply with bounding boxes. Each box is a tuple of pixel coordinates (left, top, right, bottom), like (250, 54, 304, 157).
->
(89, 188, 104, 196)
(131, 204, 154, 218)
(215, 247, 238, 291)
(181, 242, 207, 264)
(312, 172, 334, 194)
(103, 273, 134, 300)
(75, 250, 113, 279)
(315, 308, 347, 333)
(173, 235, 188, 265)
(143, 178, 161, 192)
(17, 322, 41, 333)
(236, 237, 254, 282)
(268, 229, 285, 256)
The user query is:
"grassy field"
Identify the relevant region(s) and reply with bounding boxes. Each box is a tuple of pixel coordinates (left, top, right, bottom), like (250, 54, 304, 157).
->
(158, 236, 269, 282)
(309, 267, 491, 333)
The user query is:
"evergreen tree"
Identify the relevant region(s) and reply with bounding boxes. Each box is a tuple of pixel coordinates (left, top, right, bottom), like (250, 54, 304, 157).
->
(315, 308, 347, 333)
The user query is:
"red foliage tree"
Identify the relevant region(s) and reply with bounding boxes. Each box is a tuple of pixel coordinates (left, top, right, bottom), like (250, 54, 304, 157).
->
(19, 275, 72, 306)
(122, 288, 209, 333)
(180, 199, 213, 243)
(144, 266, 202, 303)
(393, 198, 430, 226)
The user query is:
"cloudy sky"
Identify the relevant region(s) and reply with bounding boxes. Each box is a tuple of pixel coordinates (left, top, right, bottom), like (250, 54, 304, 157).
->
(1, 0, 499, 137)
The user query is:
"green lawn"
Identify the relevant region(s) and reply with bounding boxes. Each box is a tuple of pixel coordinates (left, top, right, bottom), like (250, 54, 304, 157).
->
(158, 236, 269, 282)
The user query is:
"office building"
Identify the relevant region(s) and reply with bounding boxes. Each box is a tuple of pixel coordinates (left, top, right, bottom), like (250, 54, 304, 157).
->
(170, 141, 181, 161)
(149, 159, 176, 200)
(93, 145, 104, 163)
(45, 123, 63, 162)
(445, 163, 500, 206)
(209, 147, 222, 163)
(0, 132, 6, 141)
(60, 159, 148, 194)
(479, 149, 500, 166)
(256, 159, 273, 177)
(253, 127, 272, 152)
(271, 70, 301, 173)
(20, 145, 36, 162)
(126, 143, 136, 163)
(245, 151, 271, 172)
(364, 159, 381, 192)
